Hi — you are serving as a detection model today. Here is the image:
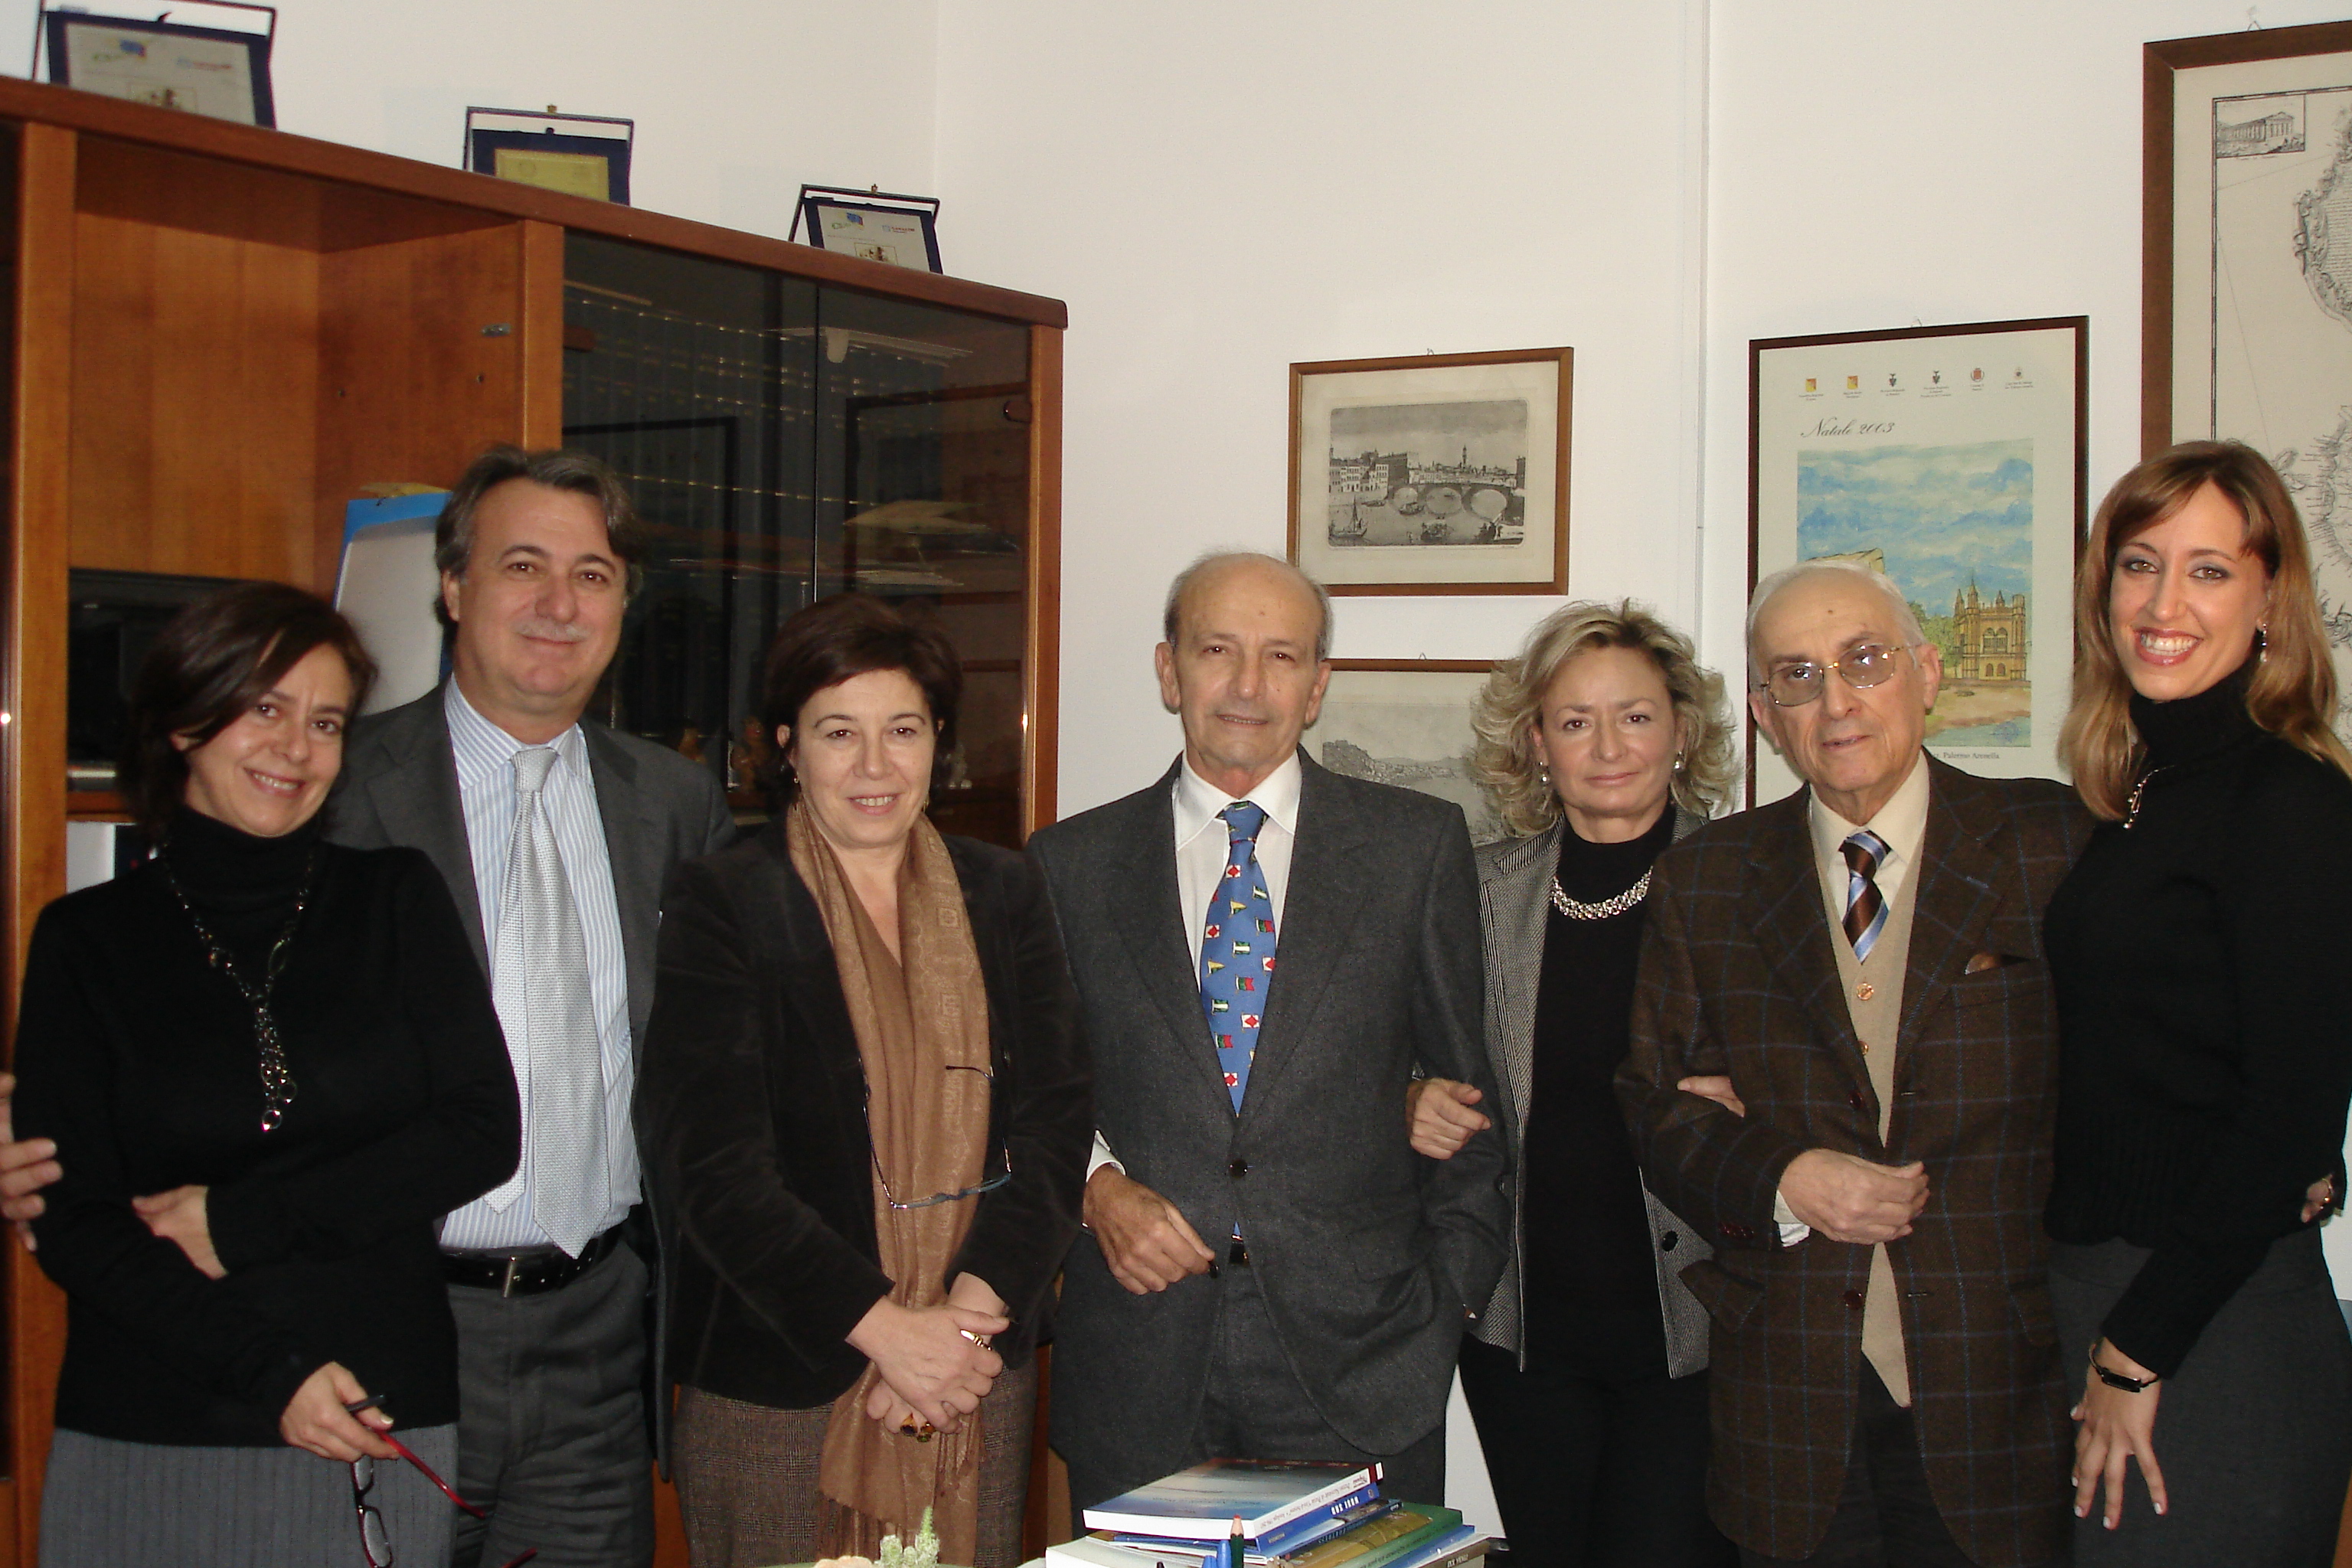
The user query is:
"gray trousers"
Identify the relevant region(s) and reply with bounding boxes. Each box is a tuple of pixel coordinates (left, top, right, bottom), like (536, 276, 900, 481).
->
(2050, 1229, 2352, 1568)
(448, 1243, 655, 1568)
(1065, 1262, 1447, 1527)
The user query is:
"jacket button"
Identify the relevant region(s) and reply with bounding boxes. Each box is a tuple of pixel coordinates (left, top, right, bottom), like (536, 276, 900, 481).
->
(1228, 1159, 1250, 1178)
(1841, 1289, 1865, 1311)
(1848, 1090, 1868, 1112)
(1659, 1231, 1678, 1252)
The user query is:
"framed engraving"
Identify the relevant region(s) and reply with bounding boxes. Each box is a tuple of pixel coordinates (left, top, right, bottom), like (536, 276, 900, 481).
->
(1312, 660, 1499, 840)
(1748, 318, 2088, 805)
(1289, 348, 1570, 596)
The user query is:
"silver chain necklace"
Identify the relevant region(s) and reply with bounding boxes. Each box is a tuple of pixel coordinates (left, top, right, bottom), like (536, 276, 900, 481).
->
(158, 849, 315, 1132)
(1549, 866, 1653, 921)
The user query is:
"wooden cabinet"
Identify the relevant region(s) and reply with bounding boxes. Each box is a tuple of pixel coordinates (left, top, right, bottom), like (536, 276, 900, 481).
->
(0, 77, 1063, 1566)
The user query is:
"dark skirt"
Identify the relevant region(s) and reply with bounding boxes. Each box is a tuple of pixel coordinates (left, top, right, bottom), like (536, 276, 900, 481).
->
(2050, 1229, 2352, 1567)
(39, 1423, 459, 1568)
(674, 1359, 1037, 1568)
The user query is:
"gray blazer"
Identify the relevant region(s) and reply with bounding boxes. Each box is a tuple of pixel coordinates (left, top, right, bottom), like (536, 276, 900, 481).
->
(1030, 753, 1510, 1489)
(1471, 813, 1711, 1378)
(326, 687, 737, 1044)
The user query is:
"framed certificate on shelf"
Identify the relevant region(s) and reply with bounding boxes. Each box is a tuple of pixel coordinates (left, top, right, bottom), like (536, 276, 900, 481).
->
(793, 186, 943, 273)
(43, 5, 276, 126)
(466, 107, 634, 205)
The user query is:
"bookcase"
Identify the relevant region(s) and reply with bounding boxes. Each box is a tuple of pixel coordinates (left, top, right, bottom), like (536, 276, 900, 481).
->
(0, 75, 1065, 1566)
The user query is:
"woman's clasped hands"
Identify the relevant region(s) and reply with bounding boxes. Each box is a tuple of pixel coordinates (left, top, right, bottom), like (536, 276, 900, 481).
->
(848, 1272, 1008, 1437)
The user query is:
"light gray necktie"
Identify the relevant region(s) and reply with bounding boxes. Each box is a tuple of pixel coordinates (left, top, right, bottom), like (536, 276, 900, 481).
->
(483, 745, 608, 1257)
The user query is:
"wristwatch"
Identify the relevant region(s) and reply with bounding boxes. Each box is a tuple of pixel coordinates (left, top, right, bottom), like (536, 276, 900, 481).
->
(2089, 1348, 2159, 1393)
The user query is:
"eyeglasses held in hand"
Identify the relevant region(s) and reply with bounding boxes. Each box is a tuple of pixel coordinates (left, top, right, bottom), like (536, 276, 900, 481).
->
(348, 1410, 537, 1568)
(1755, 642, 1911, 707)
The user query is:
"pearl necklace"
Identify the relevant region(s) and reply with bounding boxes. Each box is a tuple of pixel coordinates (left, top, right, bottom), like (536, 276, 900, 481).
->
(1548, 867, 1653, 921)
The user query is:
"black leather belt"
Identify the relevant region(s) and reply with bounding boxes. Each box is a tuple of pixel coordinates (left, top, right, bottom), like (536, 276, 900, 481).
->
(442, 1228, 622, 1298)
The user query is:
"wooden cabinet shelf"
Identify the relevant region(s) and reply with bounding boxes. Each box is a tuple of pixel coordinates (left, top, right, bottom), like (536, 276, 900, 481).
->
(0, 74, 1063, 1567)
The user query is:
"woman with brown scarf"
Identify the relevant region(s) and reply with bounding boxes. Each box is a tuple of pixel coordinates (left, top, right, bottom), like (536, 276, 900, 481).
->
(639, 594, 1093, 1568)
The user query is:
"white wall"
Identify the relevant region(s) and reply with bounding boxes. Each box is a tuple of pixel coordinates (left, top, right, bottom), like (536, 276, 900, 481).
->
(936, 0, 1711, 817)
(1, 0, 940, 240)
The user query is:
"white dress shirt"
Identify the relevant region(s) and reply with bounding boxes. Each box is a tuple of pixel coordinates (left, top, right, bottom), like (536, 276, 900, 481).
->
(1089, 753, 1305, 1178)
(436, 680, 641, 1250)
(1775, 753, 1932, 1244)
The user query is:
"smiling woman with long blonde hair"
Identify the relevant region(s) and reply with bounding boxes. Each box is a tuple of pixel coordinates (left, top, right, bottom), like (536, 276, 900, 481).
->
(2044, 440, 2352, 1564)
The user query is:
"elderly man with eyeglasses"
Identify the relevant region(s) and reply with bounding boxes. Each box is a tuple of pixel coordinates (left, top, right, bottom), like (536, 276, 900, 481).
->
(1616, 559, 2092, 1568)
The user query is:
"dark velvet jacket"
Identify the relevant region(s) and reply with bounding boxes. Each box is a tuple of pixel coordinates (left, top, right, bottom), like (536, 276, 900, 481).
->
(635, 822, 1093, 1413)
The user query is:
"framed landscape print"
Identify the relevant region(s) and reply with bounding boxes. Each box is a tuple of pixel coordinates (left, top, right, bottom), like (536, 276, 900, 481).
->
(1748, 318, 2087, 805)
(2145, 21, 2352, 742)
(1311, 660, 1500, 840)
(1290, 348, 1570, 596)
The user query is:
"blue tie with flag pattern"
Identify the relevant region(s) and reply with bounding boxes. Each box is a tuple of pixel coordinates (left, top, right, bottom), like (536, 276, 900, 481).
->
(1200, 801, 1276, 1113)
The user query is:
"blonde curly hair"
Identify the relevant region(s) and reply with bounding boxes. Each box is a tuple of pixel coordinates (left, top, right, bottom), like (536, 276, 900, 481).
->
(1472, 599, 1735, 838)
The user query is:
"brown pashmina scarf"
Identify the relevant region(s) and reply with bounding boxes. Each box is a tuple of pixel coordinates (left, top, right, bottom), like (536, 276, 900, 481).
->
(788, 802, 994, 1565)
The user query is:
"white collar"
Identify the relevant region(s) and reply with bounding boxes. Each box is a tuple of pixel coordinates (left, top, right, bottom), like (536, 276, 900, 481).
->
(1171, 750, 1304, 845)
(444, 678, 588, 782)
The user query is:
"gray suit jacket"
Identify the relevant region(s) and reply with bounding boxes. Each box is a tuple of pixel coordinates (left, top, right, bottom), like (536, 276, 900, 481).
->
(1030, 753, 1509, 1487)
(1471, 812, 1710, 1377)
(327, 688, 737, 1044)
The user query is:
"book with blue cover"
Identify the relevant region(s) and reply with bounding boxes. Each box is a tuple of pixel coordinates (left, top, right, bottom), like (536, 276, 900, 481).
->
(1081, 1459, 1382, 1540)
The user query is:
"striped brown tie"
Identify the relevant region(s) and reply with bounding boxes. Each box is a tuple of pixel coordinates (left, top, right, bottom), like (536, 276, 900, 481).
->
(1841, 830, 1890, 961)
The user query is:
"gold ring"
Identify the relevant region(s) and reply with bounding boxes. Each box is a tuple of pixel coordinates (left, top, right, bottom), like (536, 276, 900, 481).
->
(959, 1329, 993, 1349)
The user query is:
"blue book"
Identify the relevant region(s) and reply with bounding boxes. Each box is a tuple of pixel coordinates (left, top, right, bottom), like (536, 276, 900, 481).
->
(1083, 1460, 1382, 1541)
(1113, 1491, 1390, 1557)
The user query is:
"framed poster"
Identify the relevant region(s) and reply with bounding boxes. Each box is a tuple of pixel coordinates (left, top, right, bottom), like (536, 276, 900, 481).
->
(466, 108, 633, 204)
(793, 185, 943, 273)
(1289, 348, 1570, 596)
(1748, 318, 2087, 806)
(2146, 21, 2352, 740)
(43, 5, 275, 126)
(1311, 660, 1500, 840)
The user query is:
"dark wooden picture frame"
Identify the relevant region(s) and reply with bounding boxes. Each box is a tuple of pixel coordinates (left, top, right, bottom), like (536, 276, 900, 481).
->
(1746, 317, 2089, 805)
(1289, 347, 1571, 596)
(2143, 20, 2352, 456)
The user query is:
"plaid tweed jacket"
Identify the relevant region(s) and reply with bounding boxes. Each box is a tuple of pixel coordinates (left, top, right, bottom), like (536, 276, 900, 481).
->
(1616, 756, 2093, 1566)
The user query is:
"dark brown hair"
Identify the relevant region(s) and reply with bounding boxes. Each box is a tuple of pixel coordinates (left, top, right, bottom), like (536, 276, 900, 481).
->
(122, 582, 378, 838)
(758, 593, 962, 805)
(2061, 439, 2352, 818)
(433, 445, 646, 626)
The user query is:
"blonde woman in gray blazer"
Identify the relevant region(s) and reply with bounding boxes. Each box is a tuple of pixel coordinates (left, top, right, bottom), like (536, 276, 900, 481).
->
(1410, 601, 1736, 1568)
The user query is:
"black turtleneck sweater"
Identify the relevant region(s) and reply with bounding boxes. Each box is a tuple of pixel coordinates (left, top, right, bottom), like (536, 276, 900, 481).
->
(13, 808, 518, 1445)
(1521, 805, 1679, 1374)
(2043, 661, 2352, 1379)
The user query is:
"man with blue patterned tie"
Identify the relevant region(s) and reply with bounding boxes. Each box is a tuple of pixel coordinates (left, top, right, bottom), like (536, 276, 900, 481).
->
(1028, 551, 1508, 1521)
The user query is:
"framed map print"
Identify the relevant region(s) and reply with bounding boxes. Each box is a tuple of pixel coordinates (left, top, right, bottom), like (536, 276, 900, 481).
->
(1748, 318, 2088, 806)
(2146, 21, 2352, 740)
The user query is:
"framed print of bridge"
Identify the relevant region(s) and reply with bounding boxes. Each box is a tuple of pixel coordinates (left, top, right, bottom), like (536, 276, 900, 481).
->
(1746, 317, 2088, 806)
(1289, 346, 1571, 595)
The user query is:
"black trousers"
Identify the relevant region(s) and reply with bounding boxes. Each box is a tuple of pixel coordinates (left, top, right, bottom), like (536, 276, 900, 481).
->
(1457, 1334, 1733, 1568)
(1736, 1364, 1974, 1568)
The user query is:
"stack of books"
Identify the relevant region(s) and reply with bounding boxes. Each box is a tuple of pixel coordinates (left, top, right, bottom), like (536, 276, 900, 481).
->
(1047, 1460, 1487, 1568)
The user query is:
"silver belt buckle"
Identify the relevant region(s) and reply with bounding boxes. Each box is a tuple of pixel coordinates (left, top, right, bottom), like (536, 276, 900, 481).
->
(501, 1256, 522, 1298)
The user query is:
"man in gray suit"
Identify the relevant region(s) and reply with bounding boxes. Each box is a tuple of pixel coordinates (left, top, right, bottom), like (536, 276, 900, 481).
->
(1029, 551, 1508, 1517)
(326, 447, 733, 1567)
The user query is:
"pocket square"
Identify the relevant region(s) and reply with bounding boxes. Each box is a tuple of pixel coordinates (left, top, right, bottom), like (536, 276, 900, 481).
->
(1963, 950, 2029, 975)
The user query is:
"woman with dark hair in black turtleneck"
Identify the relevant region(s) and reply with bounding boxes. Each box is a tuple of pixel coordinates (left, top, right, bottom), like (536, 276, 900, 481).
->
(2047, 441, 2352, 1565)
(11, 583, 519, 1568)
(1407, 601, 1737, 1568)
